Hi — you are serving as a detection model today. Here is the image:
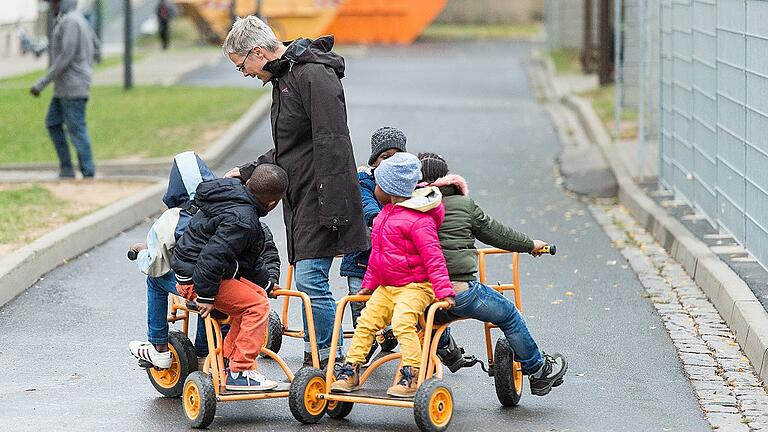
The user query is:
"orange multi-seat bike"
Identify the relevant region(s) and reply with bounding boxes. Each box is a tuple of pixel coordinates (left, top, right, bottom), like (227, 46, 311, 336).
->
(287, 245, 555, 432)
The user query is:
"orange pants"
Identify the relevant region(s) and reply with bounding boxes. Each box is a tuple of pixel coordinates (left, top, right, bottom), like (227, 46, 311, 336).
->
(178, 278, 270, 372)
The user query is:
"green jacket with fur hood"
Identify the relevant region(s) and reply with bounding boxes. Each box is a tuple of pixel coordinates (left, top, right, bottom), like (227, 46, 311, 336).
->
(428, 174, 534, 282)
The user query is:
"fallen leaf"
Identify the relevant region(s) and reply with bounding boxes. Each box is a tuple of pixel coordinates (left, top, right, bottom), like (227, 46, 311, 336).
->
(551, 299, 563, 305)
(565, 291, 575, 297)
(606, 260, 617, 266)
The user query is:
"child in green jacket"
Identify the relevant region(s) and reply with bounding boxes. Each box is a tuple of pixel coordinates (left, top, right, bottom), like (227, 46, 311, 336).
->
(420, 152, 567, 397)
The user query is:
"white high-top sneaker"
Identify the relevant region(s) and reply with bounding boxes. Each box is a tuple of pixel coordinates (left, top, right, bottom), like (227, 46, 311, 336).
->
(129, 341, 172, 369)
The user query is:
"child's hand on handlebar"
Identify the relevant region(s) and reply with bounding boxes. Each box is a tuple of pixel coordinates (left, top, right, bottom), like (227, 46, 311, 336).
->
(358, 287, 373, 296)
(442, 296, 455, 309)
(530, 240, 548, 257)
(197, 303, 215, 318)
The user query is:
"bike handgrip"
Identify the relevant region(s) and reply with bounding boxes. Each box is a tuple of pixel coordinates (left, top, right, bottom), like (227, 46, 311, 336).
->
(539, 244, 557, 255)
(127, 249, 138, 261)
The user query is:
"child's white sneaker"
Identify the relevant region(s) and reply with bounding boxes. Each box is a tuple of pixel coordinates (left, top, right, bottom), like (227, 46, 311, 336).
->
(129, 341, 172, 369)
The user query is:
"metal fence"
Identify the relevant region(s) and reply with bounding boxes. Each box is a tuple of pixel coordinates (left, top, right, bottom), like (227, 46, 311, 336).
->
(615, 0, 660, 179)
(659, 0, 768, 268)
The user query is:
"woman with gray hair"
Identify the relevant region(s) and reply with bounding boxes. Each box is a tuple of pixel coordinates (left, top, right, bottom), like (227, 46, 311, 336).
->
(222, 16, 369, 368)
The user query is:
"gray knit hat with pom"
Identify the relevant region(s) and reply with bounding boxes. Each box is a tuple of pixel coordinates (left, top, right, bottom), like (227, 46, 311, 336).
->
(369, 126, 407, 165)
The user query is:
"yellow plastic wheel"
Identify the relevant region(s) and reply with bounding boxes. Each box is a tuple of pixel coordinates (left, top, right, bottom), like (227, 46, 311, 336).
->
(146, 330, 197, 397)
(183, 372, 216, 428)
(429, 387, 452, 428)
(184, 379, 200, 418)
(304, 376, 327, 416)
(150, 344, 180, 388)
(289, 367, 328, 423)
(414, 378, 453, 432)
(513, 360, 524, 394)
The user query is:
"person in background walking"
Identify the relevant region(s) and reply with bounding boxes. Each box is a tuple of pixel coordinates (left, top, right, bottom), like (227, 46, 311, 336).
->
(31, 0, 100, 179)
(156, 0, 176, 50)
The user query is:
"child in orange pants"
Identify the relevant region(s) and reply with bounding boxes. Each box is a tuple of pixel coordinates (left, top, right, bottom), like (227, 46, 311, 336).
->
(172, 163, 288, 391)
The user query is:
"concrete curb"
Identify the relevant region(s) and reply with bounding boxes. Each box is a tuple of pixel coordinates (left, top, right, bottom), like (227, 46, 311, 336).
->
(0, 95, 272, 308)
(0, 94, 271, 176)
(533, 55, 768, 385)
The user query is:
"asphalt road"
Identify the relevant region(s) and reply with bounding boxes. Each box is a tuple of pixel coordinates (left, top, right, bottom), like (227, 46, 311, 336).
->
(0, 40, 708, 431)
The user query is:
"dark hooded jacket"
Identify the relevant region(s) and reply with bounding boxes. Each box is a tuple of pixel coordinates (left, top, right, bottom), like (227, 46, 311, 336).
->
(340, 167, 378, 278)
(160, 152, 280, 283)
(170, 178, 273, 303)
(239, 36, 369, 264)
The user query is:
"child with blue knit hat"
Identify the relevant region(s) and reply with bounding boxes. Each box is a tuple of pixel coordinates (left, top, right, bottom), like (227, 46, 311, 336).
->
(332, 152, 456, 398)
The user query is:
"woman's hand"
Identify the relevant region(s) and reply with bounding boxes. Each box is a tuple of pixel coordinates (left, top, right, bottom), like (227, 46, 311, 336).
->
(223, 167, 241, 178)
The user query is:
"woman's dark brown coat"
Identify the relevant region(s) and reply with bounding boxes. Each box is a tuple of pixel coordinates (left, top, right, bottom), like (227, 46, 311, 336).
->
(239, 36, 368, 264)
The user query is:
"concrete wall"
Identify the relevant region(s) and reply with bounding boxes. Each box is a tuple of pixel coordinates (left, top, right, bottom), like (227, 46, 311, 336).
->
(660, 0, 768, 269)
(436, 0, 544, 24)
(546, 0, 598, 50)
(620, 0, 660, 139)
(0, 0, 40, 57)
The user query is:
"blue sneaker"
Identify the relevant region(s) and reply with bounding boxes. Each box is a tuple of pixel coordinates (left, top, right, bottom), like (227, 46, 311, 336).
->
(225, 369, 278, 391)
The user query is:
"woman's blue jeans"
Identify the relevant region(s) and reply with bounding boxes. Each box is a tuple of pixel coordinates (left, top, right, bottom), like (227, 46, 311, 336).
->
(294, 257, 343, 360)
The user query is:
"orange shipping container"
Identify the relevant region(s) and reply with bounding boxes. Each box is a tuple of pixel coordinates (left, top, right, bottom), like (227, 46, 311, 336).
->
(175, 0, 341, 44)
(324, 0, 447, 45)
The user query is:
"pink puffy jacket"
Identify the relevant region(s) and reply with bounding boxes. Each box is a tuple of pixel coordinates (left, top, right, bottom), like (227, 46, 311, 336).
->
(361, 187, 456, 300)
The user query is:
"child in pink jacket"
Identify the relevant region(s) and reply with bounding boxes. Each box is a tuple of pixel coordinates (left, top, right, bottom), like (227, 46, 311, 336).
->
(331, 152, 456, 398)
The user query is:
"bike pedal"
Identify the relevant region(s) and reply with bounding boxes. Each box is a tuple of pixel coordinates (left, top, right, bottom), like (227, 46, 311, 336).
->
(138, 359, 153, 369)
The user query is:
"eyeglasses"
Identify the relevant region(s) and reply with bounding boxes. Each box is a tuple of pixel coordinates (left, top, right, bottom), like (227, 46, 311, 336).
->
(237, 46, 255, 73)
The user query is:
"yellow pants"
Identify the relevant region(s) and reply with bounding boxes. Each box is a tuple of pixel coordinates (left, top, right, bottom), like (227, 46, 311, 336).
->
(346, 282, 436, 368)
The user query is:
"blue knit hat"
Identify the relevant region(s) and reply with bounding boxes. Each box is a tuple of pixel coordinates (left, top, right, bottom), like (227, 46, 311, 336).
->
(374, 152, 422, 198)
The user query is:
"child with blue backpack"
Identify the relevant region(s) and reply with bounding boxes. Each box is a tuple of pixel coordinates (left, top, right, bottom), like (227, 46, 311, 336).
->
(128, 152, 281, 371)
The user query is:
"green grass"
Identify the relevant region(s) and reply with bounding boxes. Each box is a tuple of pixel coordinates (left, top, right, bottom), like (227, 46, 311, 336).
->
(420, 23, 543, 41)
(0, 85, 264, 163)
(579, 84, 638, 124)
(548, 48, 582, 75)
(0, 185, 65, 244)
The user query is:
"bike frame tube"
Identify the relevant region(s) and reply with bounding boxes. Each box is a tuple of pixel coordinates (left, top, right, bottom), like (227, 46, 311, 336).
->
(417, 300, 450, 385)
(272, 289, 320, 368)
(476, 249, 521, 368)
(325, 294, 370, 389)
